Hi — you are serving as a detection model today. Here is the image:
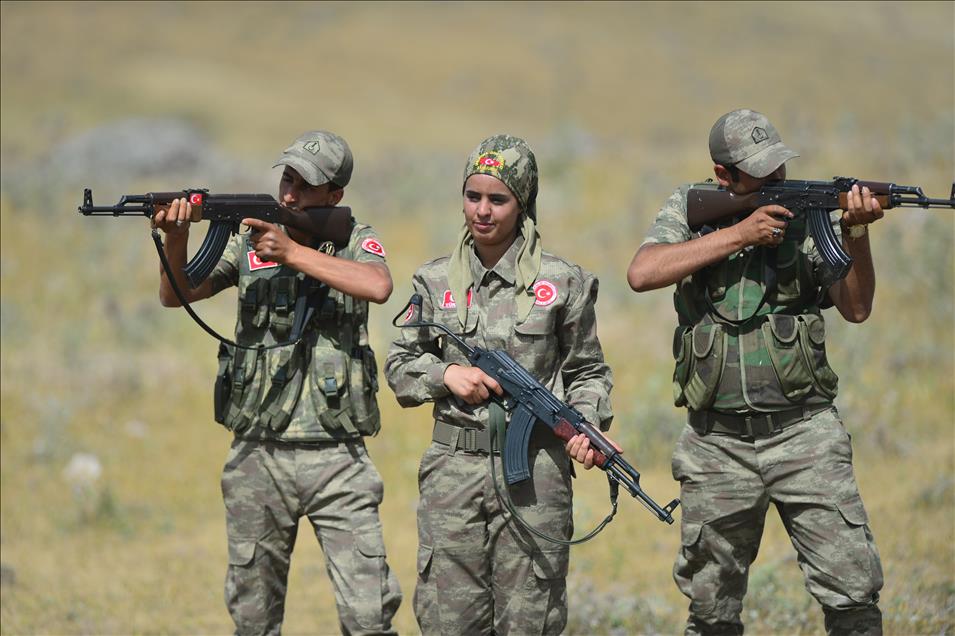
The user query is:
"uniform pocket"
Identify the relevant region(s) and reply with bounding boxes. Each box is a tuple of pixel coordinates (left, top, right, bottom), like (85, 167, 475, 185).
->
(683, 322, 725, 411)
(309, 346, 355, 434)
(228, 538, 257, 566)
(221, 347, 264, 434)
(672, 326, 693, 407)
(348, 346, 381, 436)
(762, 314, 814, 401)
(530, 547, 570, 582)
(797, 313, 839, 399)
(416, 544, 434, 578)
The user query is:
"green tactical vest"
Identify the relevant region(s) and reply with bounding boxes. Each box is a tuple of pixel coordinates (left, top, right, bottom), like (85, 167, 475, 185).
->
(671, 211, 839, 413)
(214, 228, 381, 441)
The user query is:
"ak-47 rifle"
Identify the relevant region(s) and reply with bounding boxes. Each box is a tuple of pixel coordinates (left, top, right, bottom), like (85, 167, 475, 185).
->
(393, 295, 680, 544)
(79, 188, 355, 349)
(686, 178, 955, 281)
(78, 188, 354, 288)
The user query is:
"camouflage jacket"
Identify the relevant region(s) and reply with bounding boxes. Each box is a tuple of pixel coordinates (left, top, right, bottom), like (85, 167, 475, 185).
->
(205, 223, 387, 441)
(642, 183, 844, 413)
(385, 235, 613, 431)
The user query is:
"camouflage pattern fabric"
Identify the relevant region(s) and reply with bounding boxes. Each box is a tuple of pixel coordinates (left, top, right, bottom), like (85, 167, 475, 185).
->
(222, 438, 401, 636)
(385, 235, 613, 634)
(708, 109, 799, 180)
(463, 134, 539, 220)
(642, 182, 883, 634)
(207, 222, 387, 441)
(672, 408, 883, 635)
(644, 184, 845, 413)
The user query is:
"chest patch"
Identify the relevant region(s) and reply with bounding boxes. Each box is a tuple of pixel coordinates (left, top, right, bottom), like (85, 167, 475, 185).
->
(361, 238, 386, 257)
(247, 250, 280, 271)
(440, 289, 473, 310)
(533, 280, 558, 306)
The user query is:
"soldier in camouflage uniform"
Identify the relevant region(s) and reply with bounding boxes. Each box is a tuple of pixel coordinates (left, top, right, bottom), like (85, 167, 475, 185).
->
(384, 134, 614, 635)
(627, 110, 885, 636)
(153, 131, 401, 635)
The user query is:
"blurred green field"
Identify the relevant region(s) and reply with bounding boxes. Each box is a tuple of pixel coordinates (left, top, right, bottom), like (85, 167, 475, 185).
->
(1, 2, 952, 634)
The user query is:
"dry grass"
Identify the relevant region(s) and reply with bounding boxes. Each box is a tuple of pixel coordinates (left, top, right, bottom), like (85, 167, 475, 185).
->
(1, 2, 953, 634)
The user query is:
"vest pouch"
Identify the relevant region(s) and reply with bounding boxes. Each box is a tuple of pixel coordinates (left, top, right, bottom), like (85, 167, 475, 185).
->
(309, 346, 356, 434)
(214, 342, 234, 424)
(671, 325, 692, 407)
(796, 313, 839, 399)
(682, 322, 725, 411)
(762, 314, 814, 401)
(259, 344, 307, 433)
(240, 278, 270, 330)
(220, 347, 264, 435)
(268, 276, 298, 341)
(348, 345, 381, 436)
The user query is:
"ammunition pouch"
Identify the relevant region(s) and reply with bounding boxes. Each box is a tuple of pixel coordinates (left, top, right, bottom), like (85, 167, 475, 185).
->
(672, 322, 726, 411)
(761, 313, 838, 401)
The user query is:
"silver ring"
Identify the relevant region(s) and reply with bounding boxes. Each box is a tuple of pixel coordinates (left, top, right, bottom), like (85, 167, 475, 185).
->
(771, 227, 782, 237)
(175, 220, 183, 227)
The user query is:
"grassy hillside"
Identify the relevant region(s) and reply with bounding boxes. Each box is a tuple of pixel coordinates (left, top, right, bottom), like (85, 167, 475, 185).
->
(1, 2, 952, 634)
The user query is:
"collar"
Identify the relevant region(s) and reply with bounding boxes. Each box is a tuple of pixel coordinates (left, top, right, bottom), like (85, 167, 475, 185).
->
(468, 233, 524, 287)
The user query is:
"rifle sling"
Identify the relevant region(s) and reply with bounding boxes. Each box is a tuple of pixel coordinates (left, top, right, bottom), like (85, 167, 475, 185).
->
(152, 229, 316, 351)
(487, 403, 618, 546)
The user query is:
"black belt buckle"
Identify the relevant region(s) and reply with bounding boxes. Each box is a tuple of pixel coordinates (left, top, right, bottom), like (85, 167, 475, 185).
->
(744, 413, 776, 438)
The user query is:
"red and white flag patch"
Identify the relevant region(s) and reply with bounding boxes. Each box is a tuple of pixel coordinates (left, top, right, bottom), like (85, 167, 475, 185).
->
(440, 289, 473, 310)
(188, 192, 204, 205)
(247, 251, 279, 271)
(361, 238, 386, 257)
(533, 280, 558, 306)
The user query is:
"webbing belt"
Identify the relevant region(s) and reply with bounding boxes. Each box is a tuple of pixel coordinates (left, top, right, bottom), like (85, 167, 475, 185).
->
(689, 405, 832, 438)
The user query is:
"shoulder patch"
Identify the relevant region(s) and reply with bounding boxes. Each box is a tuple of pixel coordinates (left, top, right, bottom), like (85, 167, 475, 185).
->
(440, 288, 473, 310)
(532, 280, 558, 306)
(361, 237, 386, 257)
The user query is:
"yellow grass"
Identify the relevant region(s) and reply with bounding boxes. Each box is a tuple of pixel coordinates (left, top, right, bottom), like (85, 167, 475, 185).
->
(1, 2, 953, 634)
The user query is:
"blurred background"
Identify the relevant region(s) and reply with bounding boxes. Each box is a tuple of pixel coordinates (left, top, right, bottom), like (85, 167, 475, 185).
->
(1, 2, 952, 634)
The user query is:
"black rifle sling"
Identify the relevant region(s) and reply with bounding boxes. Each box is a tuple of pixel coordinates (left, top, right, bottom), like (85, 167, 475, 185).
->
(487, 403, 619, 546)
(151, 230, 319, 351)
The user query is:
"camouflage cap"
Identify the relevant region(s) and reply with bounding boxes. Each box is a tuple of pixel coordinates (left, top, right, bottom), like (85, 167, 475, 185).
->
(708, 109, 799, 179)
(273, 130, 353, 187)
(463, 134, 539, 221)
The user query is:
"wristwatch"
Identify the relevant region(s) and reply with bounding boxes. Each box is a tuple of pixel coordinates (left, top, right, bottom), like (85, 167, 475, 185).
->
(842, 222, 868, 239)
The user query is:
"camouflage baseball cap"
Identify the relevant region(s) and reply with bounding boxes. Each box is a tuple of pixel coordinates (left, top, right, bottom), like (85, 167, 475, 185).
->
(273, 130, 353, 187)
(708, 109, 799, 179)
(463, 134, 539, 221)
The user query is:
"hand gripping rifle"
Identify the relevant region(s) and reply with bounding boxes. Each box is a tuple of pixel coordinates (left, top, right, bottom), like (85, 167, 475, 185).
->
(687, 178, 955, 281)
(394, 294, 679, 544)
(79, 188, 354, 349)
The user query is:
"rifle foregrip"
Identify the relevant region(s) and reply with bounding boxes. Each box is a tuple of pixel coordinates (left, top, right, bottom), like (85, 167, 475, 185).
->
(553, 419, 609, 468)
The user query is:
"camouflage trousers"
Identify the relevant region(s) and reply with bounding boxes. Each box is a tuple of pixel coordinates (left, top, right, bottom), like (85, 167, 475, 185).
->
(414, 432, 573, 635)
(672, 407, 883, 636)
(221, 438, 402, 636)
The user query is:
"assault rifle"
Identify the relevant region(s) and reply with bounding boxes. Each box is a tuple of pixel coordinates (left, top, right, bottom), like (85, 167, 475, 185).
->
(393, 294, 680, 532)
(78, 188, 354, 287)
(687, 178, 955, 280)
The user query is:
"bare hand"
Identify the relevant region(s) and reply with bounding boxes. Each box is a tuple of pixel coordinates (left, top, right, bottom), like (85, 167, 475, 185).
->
(443, 364, 503, 405)
(243, 217, 299, 265)
(565, 432, 623, 470)
(151, 197, 191, 237)
(841, 183, 884, 229)
(735, 204, 793, 248)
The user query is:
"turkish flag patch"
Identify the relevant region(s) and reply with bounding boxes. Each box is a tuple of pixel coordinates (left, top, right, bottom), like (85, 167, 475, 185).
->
(248, 251, 279, 271)
(440, 289, 473, 310)
(533, 280, 558, 306)
(361, 238, 386, 257)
